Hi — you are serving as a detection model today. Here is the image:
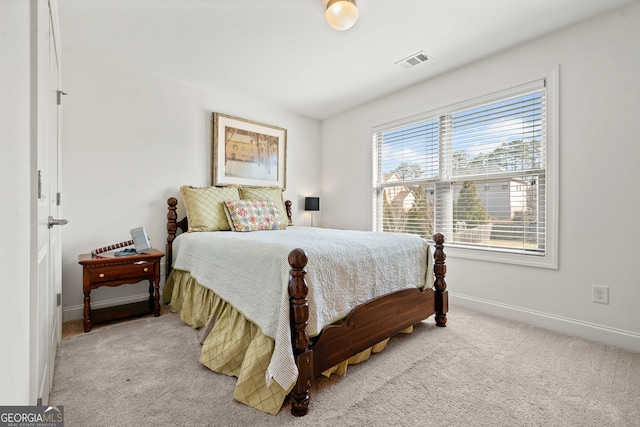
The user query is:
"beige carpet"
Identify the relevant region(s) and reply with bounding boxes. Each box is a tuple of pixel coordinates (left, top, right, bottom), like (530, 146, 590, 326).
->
(51, 306, 640, 426)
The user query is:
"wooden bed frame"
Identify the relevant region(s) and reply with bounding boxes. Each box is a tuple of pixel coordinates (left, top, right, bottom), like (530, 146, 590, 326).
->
(166, 197, 448, 416)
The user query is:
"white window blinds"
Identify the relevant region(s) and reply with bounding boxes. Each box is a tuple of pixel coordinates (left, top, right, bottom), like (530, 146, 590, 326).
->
(374, 80, 547, 257)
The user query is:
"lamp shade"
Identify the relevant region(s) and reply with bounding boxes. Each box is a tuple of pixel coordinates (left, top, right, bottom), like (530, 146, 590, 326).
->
(325, 0, 359, 31)
(304, 197, 320, 211)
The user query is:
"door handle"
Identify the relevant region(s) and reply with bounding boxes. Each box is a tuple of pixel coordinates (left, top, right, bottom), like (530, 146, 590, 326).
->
(48, 216, 69, 228)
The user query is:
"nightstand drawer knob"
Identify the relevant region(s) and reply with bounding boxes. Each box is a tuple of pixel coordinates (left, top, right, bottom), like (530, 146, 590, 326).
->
(99, 273, 105, 278)
(143, 267, 149, 272)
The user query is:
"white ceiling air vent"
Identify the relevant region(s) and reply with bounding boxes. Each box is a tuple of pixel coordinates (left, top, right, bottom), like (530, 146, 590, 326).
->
(395, 51, 431, 69)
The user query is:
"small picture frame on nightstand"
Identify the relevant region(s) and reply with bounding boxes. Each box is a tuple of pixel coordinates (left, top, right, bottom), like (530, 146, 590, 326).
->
(131, 227, 152, 254)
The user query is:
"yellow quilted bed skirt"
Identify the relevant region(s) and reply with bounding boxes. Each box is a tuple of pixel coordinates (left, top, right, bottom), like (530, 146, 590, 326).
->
(165, 269, 411, 414)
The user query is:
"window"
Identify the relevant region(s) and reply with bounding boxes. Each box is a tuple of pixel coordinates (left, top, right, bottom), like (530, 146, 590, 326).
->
(373, 70, 558, 268)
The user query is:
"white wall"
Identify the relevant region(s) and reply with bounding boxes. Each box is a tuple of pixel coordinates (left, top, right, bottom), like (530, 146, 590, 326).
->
(60, 53, 321, 320)
(321, 4, 640, 352)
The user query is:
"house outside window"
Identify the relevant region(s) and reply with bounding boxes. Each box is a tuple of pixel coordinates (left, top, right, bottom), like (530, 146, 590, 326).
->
(373, 69, 558, 268)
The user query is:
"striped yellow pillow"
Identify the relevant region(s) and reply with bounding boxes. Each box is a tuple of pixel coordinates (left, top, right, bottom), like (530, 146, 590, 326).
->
(180, 186, 240, 232)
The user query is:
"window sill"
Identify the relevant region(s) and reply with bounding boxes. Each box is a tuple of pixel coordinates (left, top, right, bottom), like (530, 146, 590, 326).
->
(440, 244, 558, 269)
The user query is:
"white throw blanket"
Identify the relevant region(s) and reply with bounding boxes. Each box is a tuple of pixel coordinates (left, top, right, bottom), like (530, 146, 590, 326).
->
(172, 226, 434, 393)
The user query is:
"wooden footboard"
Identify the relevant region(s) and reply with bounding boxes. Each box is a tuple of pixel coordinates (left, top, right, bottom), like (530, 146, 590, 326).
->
(288, 233, 448, 417)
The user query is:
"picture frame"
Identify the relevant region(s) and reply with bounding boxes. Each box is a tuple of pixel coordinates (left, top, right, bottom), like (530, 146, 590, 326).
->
(212, 113, 287, 189)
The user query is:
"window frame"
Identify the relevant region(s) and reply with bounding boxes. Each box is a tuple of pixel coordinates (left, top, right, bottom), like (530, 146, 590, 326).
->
(372, 67, 559, 269)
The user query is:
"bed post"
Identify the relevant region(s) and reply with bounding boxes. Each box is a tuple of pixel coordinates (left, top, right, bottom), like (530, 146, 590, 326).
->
(432, 233, 448, 327)
(288, 248, 313, 417)
(285, 200, 293, 225)
(166, 197, 179, 281)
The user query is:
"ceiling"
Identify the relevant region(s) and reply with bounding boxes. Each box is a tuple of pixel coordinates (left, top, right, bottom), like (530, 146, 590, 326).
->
(57, 0, 637, 120)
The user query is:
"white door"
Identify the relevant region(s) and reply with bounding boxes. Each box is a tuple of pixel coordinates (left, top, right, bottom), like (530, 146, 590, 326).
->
(35, 0, 64, 405)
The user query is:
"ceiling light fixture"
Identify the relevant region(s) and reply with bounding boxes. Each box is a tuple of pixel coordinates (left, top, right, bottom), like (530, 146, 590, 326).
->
(325, 0, 359, 31)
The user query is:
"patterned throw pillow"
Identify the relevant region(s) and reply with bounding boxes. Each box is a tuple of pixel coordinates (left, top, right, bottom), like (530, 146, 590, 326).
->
(224, 200, 288, 232)
(239, 186, 289, 225)
(180, 186, 240, 232)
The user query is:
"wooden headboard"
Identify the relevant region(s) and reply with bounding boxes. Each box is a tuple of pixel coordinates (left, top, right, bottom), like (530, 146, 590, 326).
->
(165, 197, 293, 280)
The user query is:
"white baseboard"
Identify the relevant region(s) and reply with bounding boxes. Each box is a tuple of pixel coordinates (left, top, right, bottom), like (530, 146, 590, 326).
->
(450, 293, 640, 354)
(63, 292, 165, 322)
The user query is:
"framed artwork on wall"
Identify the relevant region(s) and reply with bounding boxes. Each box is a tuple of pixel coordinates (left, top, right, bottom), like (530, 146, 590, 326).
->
(212, 113, 287, 189)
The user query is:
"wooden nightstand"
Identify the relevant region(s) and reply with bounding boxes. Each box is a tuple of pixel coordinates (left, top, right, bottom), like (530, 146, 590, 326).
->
(78, 249, 164, 332)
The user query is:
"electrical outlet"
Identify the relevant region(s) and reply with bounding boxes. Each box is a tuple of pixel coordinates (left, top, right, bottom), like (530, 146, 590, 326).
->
(592, 285, 609, 304)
